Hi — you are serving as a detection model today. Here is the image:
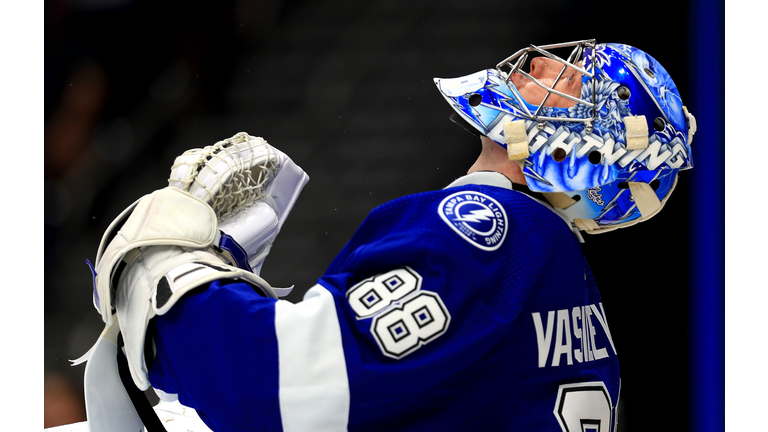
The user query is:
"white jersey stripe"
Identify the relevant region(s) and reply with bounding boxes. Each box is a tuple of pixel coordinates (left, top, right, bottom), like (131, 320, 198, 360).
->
(275, 284, 350, 431)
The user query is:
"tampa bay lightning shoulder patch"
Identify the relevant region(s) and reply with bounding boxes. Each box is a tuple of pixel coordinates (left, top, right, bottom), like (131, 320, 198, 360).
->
(438, 191, 508, 251)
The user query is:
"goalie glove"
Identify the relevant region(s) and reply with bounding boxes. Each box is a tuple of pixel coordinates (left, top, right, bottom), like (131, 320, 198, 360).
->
(89, 186, 280, 390)
(168, 132, 309, 275)
(84, 133, 307, 392)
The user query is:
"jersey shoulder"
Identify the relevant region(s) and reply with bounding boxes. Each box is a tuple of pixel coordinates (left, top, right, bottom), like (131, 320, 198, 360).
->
(324, 183, 577, 279)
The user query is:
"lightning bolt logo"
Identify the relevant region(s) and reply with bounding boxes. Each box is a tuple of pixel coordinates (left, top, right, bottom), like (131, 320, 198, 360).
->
(522, 160, 553, 186)
(454, 208, 494, 223)
(438, 191, 508, 252)
(486, 75, 529, 118)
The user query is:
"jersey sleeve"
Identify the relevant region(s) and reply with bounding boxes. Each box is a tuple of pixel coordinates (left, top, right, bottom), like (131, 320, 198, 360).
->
(147, 187, 555, 432)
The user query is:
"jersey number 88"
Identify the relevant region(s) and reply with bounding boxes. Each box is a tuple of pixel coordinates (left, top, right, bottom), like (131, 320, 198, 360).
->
(347, 268, 451, 359)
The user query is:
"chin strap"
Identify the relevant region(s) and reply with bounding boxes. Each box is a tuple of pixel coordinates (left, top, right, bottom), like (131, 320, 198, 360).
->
(116, 332, 168, 432)
(449, 112, 482, 138)
(510, 181, 549, 204)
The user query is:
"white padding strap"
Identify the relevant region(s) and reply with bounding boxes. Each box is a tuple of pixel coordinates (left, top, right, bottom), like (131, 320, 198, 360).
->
(623, 115, 649, 150)
(627, 181, 661, 218)
(504, 121, 530, 160)
(683, 105, 697, 145)
(542, 192, 578, 210)
(574, 218, 600, 232)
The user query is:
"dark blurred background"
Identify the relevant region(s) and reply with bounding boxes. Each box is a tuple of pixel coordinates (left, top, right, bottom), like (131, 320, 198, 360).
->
(44, 0, 722, 430)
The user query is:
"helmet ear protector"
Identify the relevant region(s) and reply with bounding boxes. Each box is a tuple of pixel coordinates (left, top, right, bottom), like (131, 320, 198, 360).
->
(435, 39, 696, 233)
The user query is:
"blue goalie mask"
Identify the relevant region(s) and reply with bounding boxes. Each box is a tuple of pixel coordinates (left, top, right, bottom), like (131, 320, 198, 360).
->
(435, 40, 696, 233)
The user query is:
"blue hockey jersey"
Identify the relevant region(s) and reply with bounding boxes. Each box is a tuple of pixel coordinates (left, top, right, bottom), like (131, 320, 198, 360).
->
(148, 172, 620, 431)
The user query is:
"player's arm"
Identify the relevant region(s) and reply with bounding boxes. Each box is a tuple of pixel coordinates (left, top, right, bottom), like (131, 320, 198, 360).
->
(147, 193, 539, 431)
(85, 134, 536, 431)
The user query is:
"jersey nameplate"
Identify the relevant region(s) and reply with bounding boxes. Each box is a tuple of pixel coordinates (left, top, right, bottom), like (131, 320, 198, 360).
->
(438, 191, 508, 251)
(531, 303, 617, 368)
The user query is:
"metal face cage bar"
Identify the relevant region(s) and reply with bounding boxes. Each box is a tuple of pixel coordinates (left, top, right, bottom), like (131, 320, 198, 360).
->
(495, 39, 598, 129)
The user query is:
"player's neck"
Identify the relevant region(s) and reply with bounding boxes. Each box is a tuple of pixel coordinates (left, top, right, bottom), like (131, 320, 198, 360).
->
(468, 137, 526, 185)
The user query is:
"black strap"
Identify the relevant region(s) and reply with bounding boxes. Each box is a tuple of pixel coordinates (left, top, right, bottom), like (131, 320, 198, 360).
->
(449, 112, 482, 138)
(510, 181, 550, 204)
(116, 332, 167, 432)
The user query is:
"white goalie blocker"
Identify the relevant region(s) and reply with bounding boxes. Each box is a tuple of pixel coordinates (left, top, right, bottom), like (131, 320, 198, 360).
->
(63, 133, 309, 432)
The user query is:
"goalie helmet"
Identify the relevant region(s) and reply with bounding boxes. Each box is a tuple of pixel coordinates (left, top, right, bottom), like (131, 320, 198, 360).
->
(434, 40, 696, 233)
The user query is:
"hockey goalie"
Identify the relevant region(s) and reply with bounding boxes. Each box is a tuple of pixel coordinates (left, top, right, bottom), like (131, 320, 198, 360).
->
(60, 40, 695, 432)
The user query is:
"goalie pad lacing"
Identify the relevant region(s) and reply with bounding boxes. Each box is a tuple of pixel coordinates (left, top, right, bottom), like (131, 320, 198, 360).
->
(169, 132, 279, 220)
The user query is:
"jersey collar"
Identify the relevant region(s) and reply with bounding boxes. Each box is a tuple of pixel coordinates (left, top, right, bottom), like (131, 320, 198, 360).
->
(444, 171, 585, 243)
(445, 171, 549, 206)
(444, 171, 514, 190)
